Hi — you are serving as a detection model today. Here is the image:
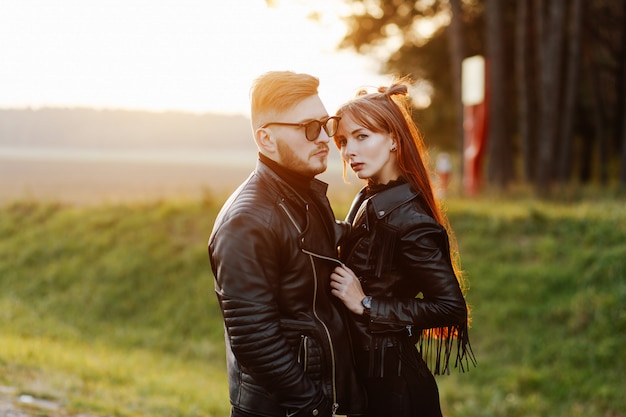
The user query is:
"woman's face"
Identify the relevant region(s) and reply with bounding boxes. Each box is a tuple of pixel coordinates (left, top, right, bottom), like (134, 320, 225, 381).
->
(334, 113, 401, 184)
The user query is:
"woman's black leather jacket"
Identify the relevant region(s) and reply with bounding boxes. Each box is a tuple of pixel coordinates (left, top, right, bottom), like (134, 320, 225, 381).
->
(339, 181, 474, 376)
(209, 160, 366, 417)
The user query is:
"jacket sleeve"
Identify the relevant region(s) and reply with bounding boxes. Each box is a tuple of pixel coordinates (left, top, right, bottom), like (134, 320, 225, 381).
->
(209, 211, 325, 413)
(368, 220, 467, 333)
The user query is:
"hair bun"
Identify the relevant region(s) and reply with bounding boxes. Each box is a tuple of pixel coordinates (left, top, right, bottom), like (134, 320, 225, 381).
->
(384, 83, 408, 97)
(354, 82, 409, 100)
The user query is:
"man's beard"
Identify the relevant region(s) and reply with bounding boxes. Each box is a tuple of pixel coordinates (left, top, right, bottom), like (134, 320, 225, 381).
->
(276, 140, 328, 177)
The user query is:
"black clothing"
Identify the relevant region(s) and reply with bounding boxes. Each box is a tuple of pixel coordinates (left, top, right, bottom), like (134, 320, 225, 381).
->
(340, 181, 475, 417)
(209, 159, 366, 417)
(258, 153, 312, 192)
(353, 347, 442, 417)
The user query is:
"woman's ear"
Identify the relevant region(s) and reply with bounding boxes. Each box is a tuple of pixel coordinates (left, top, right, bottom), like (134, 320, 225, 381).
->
(389, 133, 398, 152)
(254, 127, 277, 154)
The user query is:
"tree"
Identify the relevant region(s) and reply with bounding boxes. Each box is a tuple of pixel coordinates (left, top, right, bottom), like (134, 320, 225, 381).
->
(579, 0, 626, 186)
(338, 0, 485, 163)
(534, 0, 566, 195)
(557, 0, 584, 183)
(611, 0, 626, 189)
(621, 1, 626, 189)
(335, 0, 625, 196)
(485, 0, 513, 189)
(448, 0, 466, 182)
(515, 0, 535, 183)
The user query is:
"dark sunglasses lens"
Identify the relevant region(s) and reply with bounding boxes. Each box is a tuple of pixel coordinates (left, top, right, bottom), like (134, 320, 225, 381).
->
(305, 121, 323, 141)
(325, 117, 339, 137)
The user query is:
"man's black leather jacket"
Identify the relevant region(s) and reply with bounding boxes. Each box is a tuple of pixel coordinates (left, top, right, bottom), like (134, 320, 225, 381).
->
(209, 160, 366, 417)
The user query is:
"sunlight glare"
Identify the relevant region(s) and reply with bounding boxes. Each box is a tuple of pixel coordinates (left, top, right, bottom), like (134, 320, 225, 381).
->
(0, 0, 391, 116)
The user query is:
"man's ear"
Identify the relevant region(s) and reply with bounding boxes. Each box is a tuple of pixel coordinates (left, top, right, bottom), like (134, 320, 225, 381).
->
(254, 127, 277, 154)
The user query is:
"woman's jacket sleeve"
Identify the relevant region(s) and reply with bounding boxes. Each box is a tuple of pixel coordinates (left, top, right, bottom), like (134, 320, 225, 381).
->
(368, 221, 467, 333)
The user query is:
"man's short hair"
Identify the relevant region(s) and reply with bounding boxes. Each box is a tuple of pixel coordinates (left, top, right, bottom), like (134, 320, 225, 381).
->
(250, 71, 319, 129)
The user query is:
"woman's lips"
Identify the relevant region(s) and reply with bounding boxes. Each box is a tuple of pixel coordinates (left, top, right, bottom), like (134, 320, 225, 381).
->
(350, 162, 363, 171)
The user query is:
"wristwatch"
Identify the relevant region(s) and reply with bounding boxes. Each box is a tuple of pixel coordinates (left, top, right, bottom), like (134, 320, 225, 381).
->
(361, 296, 372, 316)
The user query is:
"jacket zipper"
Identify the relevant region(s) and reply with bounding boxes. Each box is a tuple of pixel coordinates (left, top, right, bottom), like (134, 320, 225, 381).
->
(298, 335, 309, 372)
(301, 249, 344, 267)
(279, 201, 339, 414)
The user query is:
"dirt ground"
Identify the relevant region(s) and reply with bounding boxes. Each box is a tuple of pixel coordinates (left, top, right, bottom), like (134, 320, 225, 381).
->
(0, 385, 98, 417)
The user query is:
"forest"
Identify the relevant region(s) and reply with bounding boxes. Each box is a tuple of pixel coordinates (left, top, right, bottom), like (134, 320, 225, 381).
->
(333, 0, 626, 196)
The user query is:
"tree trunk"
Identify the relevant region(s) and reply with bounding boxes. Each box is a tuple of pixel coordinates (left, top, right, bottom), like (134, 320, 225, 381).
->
(620, 89, 626, 188)
(586, 54, 609, 185)
(516, 0, 533, 182)
(557, 0, 583, 183)
(447, 0, 466, 192)
(594, 71, 609, 186)
(612, 1, 626, 169)
(532, 0, 544, 187)
(618, 1, 626, 188)
(579, 45, 599, 185)
(486, 0, 511, 189)
(534, 0, 566, 196)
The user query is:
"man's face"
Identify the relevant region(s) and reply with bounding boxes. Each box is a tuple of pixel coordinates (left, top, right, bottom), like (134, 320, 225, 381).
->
(268, 95, 331, 178)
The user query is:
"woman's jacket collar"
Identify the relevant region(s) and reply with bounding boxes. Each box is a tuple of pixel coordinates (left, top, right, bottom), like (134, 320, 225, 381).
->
(357, 182, 419, 220)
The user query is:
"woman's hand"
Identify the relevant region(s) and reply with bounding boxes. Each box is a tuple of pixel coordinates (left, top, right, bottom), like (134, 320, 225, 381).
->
(330, 264, 367, 315)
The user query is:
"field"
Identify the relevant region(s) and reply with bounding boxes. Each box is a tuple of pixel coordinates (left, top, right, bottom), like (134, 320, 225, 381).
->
(0, 153, 625, 416)
(0, 148, 360, 206)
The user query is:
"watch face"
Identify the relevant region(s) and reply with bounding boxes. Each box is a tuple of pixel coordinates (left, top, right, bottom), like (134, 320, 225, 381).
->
(362, 296, 372, 309)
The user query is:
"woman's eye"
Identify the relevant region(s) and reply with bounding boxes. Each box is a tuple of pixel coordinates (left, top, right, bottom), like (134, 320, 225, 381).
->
(357, 134, 368, 140)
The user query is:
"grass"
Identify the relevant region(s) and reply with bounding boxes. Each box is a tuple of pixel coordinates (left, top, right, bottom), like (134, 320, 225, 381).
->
(0, 197, 229, 416)
(1, 333, 226, 417)
(439, 197, 626, 417)
(1, 195, 625, 416)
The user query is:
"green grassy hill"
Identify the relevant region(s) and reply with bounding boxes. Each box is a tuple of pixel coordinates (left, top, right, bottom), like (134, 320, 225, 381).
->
(0, 197, 624, 417)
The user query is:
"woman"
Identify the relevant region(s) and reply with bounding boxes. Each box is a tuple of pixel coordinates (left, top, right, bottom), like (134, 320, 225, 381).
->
(330, 82, 475, 417)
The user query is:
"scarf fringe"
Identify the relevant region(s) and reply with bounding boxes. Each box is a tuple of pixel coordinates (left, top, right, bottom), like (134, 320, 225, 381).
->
(366, 322, 476, 378)
(416, 323, 477, 375)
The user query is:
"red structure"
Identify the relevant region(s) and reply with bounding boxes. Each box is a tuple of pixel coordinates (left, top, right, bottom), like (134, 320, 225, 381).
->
(461, 55, 488, 197)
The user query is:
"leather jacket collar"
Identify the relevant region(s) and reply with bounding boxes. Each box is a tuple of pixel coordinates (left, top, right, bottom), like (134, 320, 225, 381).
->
(255, 158, 329, 207)
(348, 182, 419, 226)
(368, 182, 419, 220)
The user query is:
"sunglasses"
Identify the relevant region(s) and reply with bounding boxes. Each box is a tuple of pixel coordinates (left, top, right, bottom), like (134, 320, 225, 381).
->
(261, 116, 341, 141)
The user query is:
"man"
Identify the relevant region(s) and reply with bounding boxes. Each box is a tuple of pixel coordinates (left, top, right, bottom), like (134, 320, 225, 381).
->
(208, 71, 366, 417)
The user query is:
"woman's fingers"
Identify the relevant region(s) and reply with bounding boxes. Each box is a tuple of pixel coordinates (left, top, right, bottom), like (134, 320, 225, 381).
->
(333, 265, 356, 280)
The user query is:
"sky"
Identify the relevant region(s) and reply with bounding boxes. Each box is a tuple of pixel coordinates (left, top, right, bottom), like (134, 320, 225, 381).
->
(0, 0, 393, 117)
